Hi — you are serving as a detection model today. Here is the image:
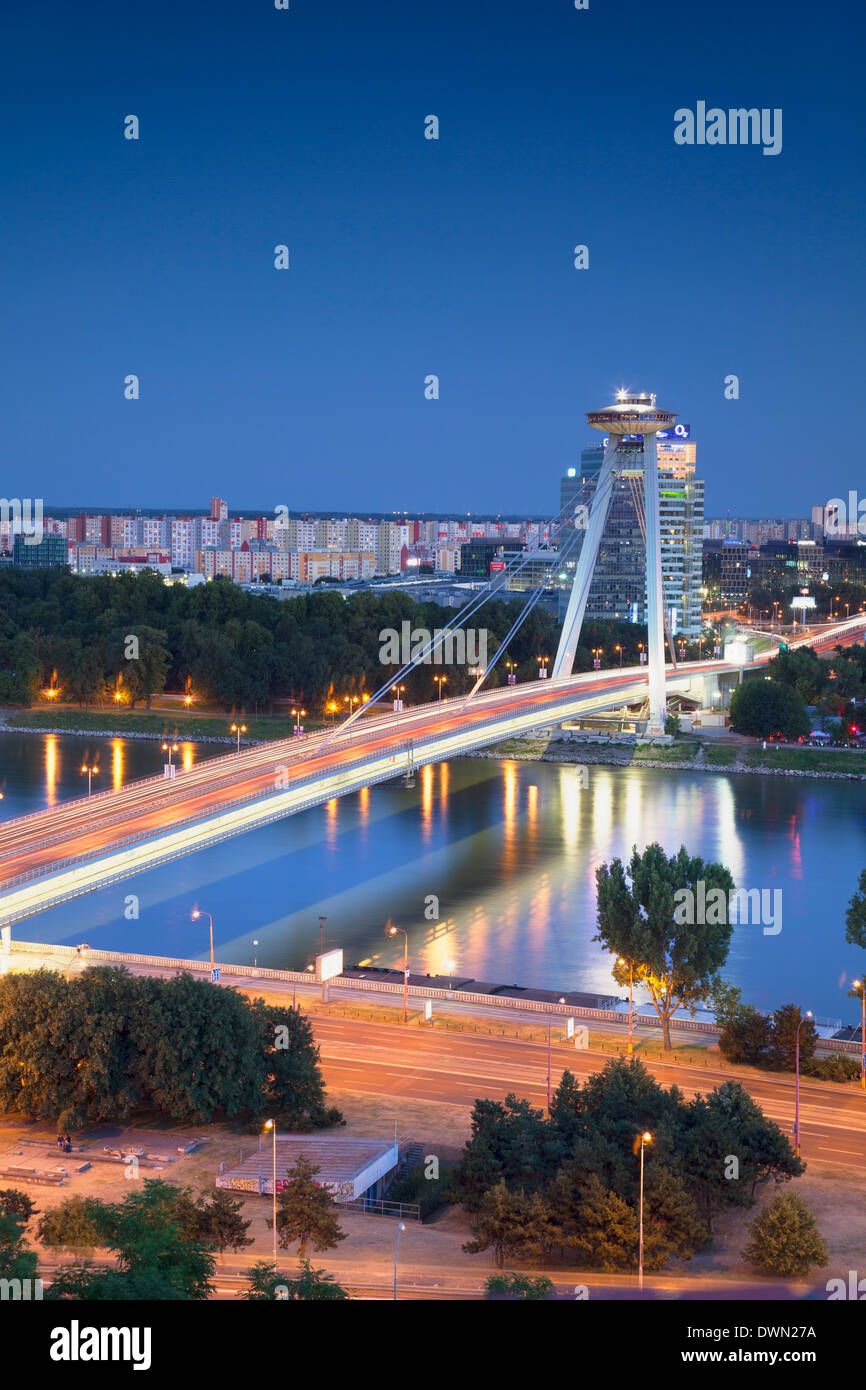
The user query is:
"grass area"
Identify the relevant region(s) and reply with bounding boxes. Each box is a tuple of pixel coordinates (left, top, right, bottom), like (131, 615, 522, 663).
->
(702, 745, 739, 767)
(1, 708, 326, 741)
(633, 741, 698, 763)
(743, 746, 866, 775)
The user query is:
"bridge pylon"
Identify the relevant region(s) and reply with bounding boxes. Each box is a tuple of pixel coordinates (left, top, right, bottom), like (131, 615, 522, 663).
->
(552, 390, 679, 734)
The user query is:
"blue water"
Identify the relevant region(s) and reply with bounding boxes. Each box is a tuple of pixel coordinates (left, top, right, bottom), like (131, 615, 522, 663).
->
(2, 732, 865, 1021)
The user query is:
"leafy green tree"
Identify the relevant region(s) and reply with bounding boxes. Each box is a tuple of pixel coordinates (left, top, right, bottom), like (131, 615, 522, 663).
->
(844, 868, 866, 953)
(729, 678, 810, 740)
(485, 1271, 555, 1300)
(770, 1004, 818, 1072)
(0, 1189, 37, 1226)
(249, 1000, 343, 1130)
(463, 1181, 554, 1267)
(0, 1212, 38, 1283)
(37, 1196, 112, 1249)
(241, 1259, 350, 1300)
(595, 843, 735, 1050)
(741, 1191, 828, 1279)
(272, 1155, 347, 1262)
(567, 1174, 637, 1272)
(195, 1189, 253, 1254)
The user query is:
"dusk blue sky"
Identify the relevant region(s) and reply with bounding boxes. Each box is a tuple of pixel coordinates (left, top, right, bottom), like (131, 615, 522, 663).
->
(3, 0, 864, 517)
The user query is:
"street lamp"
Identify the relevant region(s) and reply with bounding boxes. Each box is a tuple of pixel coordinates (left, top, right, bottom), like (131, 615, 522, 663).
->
(615, 644, 623, 667)
(638, 1130, 652, 1290)
(794, 1009, 813, 1157)
(264, 1119, 278, 1269)
(230, 722, 246, 754)
(387, 923, 409, 1023)
(393, 1221, 406, 1300)
(853, 980, 865, 1090)
(161, 741, 178, 767)
(433, 675, 447, 702)
(291, 707, 307, 736)
(547, 997, 566, 1108)
(618, 957, 635, 1055)
(192, 908, 217, 982)
(252, 939, 259, 968)
(537, 655, 549, 679)
(80, 763, 99, 807)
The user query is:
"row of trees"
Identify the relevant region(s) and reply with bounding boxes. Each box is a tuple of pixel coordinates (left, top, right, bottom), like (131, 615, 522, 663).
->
(0, 967, 342, 1131)
(729, 644, 866, 740)
(0, 1181, 348, 1300)
(448, 1058, 805, 1271)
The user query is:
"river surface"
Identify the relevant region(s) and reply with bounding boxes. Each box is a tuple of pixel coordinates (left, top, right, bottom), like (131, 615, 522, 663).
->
(1, 731, 864, 1022)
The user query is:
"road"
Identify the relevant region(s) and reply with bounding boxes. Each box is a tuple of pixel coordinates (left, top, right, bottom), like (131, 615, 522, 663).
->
(311, 1014, 866, 1172)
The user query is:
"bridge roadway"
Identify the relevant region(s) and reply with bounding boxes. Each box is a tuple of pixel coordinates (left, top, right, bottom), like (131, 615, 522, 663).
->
(0, 614, 863, 927)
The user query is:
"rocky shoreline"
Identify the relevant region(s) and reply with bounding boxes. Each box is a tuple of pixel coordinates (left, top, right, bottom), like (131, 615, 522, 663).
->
(468, 740, 866, 781)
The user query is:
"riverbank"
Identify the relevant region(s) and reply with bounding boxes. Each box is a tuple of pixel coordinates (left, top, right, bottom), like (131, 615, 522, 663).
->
(0, 707, 313, 744)
(470, 733, 866, 780)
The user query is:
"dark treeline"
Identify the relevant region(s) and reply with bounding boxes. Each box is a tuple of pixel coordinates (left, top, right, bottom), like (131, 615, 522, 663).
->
(0, 567, 644, 713)
(0, 967, 342, 1132)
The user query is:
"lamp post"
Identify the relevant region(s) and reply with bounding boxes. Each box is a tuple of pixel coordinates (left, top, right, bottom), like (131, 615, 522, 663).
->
(638, 1130, 652, 1290)
(291, 706, 306, 736)
(537, 655, 549, 680)
(853, 980, 866, 1090)
(230, 722, 246, 754)
(387, 923, 409, 1023)
(433, 675, 447, 702)
(794, 1009, 813, 1157)
(264, 1119, 278, 1269)
(393, 1221, 406, 1300)
(252, 939, 259, 968)
(318, 915, 327, 955)
(192, 908, 216, 981)
(615, 644, 623, 668)
(80, 762, 99, 817)
(547, 997, 566, 1108)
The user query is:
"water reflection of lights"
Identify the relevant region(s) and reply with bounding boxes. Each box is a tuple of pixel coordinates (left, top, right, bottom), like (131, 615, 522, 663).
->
(181, 743, 195, 773)
(44, 736, 58, 806)
(111, 740, 124, 791)
(420, 764, 434, 839)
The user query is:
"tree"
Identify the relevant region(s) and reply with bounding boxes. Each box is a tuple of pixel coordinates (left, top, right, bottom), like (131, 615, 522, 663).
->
(844, 868, 866, 953)
(485, 1272, 555, 1300)
(741, 1191, 828, 1279)
(0, 1212, 38, 1283)
(47, 1180, 216, 1301)
(463, 1181, 554, 1266)
(770, 1004, 818, 1072)
(272, 1156, 346, 1262)
(37, 1196, 111, 1249)
(729, 678, 810, 740)
(195, 1189, 253, 1254)
(249, 1000, 343, 1130)
(595, 843, 735, 1050)
(241, 1259, 349, 1300)
(566, 1174, 638, 1272)
(0, 1189, 37, 1226)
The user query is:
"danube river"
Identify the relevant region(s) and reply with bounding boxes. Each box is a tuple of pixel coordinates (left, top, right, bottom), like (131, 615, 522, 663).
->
(1, 731, 864, 1022)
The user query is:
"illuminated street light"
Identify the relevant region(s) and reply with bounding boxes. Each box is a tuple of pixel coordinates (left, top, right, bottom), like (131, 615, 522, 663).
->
(80, 763, 99, 806)
(230, 722, 247, 754)
(387, 922, 409, 1023)
(161, 741, 179, 768)
(192, 908, 217, 982)
(794, 1010, 813, 1156)
(638, 1131, 652, 1290)
(433, 675, 447, 702)
(853, 980, 865, 1090)
(264, 1119, 278, 1269)
(291, 707, 307, 735)
(393, 1221, 406, 1301)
